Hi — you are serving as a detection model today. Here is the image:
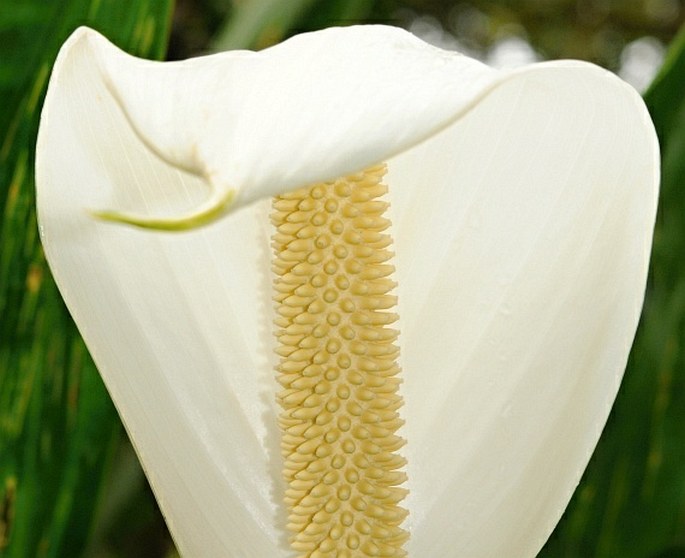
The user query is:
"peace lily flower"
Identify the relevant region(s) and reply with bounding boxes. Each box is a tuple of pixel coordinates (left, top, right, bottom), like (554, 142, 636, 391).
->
(36, 25, 658, 558)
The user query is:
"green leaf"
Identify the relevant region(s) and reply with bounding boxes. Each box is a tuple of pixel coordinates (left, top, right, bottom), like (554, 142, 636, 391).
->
(0, 2, 173, 557)
(541, 25, 685, 558)
(211, 0, 389, 52)
(644, 26, 685, 146)
(212, 0, 318, 51)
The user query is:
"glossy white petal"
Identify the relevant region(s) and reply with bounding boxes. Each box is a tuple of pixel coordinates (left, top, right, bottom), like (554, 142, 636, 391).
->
(37, 30, 284, 555)
(36, 25, 658, 558)
(388, 63, 658, 557)
(69, 25, 502, 215)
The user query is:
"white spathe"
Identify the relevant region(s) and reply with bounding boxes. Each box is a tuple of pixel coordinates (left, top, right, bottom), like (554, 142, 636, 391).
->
(36, 25, 659, 558)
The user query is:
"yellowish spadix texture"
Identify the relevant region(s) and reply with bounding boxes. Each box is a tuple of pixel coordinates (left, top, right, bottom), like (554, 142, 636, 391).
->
(271, 165, 409, 557)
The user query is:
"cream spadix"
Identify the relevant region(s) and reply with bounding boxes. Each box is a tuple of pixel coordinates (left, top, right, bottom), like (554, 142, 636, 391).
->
(36, 24, 658, 558)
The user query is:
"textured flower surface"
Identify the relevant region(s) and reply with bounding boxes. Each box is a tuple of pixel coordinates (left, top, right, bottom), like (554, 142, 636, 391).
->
(36, 25, 658, 558)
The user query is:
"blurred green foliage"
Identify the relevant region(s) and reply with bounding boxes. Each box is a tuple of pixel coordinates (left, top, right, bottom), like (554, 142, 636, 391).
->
(1, 1, 685, 557)
(0, 2, 173, 557)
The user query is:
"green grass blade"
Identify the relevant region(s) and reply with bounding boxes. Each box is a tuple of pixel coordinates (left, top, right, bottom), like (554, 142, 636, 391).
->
(212, 0, 317, 50)
(211, 0, 387, 52)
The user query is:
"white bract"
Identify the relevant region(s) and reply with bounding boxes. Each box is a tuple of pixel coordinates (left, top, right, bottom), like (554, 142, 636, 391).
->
(36, 25, 658, 557)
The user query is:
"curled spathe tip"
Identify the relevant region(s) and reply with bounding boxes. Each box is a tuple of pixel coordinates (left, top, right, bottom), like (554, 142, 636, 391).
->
(89, 188, 236, 232)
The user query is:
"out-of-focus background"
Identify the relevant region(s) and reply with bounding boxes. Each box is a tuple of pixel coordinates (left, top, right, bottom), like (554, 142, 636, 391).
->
(171, 0, 682, 92)
(1, 1, 684, 557)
